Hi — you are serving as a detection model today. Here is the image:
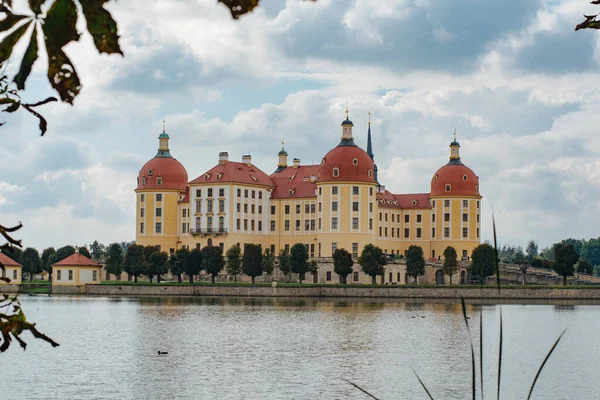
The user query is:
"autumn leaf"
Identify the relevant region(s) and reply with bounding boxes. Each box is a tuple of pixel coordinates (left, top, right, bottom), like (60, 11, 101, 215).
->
(218, 0, 260, 19)
(79, 0, 122, 55)
(14, 23, 39, 90)
(0, 22, 30, 64)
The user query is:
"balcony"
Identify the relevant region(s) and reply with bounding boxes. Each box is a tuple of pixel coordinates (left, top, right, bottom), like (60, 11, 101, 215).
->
(190, 228, 228, 236)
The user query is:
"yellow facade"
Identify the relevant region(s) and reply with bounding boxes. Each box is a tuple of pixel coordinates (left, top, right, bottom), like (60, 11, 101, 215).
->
(52, 265, 102, 286)
(0, 266, 22, 285)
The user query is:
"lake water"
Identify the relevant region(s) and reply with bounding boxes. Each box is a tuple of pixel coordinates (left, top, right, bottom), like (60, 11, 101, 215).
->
(2, 296, 600, 399)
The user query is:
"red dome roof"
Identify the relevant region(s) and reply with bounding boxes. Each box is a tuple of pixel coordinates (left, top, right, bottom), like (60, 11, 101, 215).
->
(430, 161, 480, 197)
(319, 145, 376, 183)
(137, 157, 188, 191)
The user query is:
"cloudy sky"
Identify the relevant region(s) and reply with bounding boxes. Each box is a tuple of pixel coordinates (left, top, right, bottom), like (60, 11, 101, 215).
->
(1, 0, 599, 251)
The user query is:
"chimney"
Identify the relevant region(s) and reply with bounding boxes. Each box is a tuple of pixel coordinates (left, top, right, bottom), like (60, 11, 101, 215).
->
(242, 154, 252, 165)
(219, 152, 229, 164)
(293, 158, 300, 168)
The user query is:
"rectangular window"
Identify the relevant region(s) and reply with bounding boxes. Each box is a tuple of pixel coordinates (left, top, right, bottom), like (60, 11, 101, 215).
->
(196, 189, 201, 198)
(385, 227, 388, 237)
(463, 250, 468, 258)
(13, 269, 17, 280)
(251, 220, 255, 231)
(432, 200, 436, 208)
(417, 214, 422, 223)
(285, 244, 290, 252)
(271, 205, 276, 215)
(310, 243, 314, 257)
(156, 222, 162, 233)
(207, 199, 213, 213)
(385, 214, 388, 222)
(305, 220, 310, 231)
(404, 215, 409, 223)
(218, 188, 224, 197)
(477, 228, 480, 238)
(219, 200, 225, 213)
(155, 208, 162, 217)
(417, 228, 422, 238)
(68, 270, 73, 281)
(208, 188, 213, 197)
(352, 243, 358, 258)
(432, 228, 436, 238)
(332, 186, 338, 195)
(270, 245, 275, 253)
(391, 228, 394, 238)
(332, 242, 337, 253)
(305, 204, 310, 214)
(251, 204, 255, 213)
(369, 218, 373, 230)
(379, 227, 382, 236)
(258, 205, 262, 214)
(244, 204, 248, 213)
(270, 221, 276, 231)
(477, 214, 480, 223)
(57, 270, 61, 280)
(444, 227, 450, 238)
(369, 202, 373, 212)
(244, 190, 248, 198)
(318, 218, 322, 230)
(259, 191, 263, 200)
(432, 250, 435, 258)
(311, 204, 316, 213)
(477, 201, 480, 209)
(244, 219, 248, 230)
(252, 190, 256, 199)
(326, 271, 332, 281)
(379, 212, 382, 221)
(404, 228, 409, 238)
(237, 203, 241, 212)
(140, 223, 144, 233)
(397, 228, 400, 237)
(463, 200, 468, 208)
(463, 227, 468, 238)
(319, 203, 322, 212)
(352, 186, 359, 195)
(432, 214, 436, 222)
(285, 205, 290, 214)
(237, 188, 241, 197)
(140, 194, 145, 202)
(331, 217, 338, 229)
(237, 219, 241, 230)
(182, 223, 187, 233)
(285, 220, 290, 231)
(444, 200, 450, 207)
(182, 209, 187, 218)
(353, 271, 359, 282)
(353, 202, 359, 211)
(444, 213, 450, 222)
(352, 218, 359, 229)
(392, 214, 395, 223)
(369, 187, 373, 196)
(332, 202, 338, 212)
(463, 213, 468, 222)
(296, 205, 301, 214)
(310, 219, 316, 231)
(156, 194, 162, 202)
(296, 220, 301, 231)
(140, 208, 145, 217)
(319, 187, 322, 195)
(196, 200, 201, 213)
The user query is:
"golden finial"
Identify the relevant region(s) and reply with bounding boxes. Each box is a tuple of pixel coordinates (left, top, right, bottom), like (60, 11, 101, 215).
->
(368, 111, 371, 125)
(345, 106, 349, 120)
(163, 119, 166, 133)
(453, 128, 456, 142)
(281, 140, 285, 150)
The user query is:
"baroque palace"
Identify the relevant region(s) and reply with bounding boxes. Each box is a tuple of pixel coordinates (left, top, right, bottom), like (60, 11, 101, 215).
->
(135, 112, 482, 282)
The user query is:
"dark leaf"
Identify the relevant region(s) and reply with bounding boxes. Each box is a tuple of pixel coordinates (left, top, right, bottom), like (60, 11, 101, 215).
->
(0, 97, 13, 104)
(79, 0, 122, 55)
(218, 0, 260, 19)
(28, 0, 46, 15)
(0, 10, 28, 33)
(45, 45, 81, 104)
(26, 96, 57, 107)
(3, 100, 19, 112)
(527, 329, 566, 400)
(14, 23, 38, 90)
(0, 277, 10, 283)
(0, 21, 30, 63)
(22, 103, 48, 135)
(43, 0, 79, 48)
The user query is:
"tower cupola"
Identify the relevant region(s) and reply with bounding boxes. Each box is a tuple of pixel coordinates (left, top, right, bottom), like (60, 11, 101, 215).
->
(341, 107, 354, 142)
(156, 120, 172, 158)
(449, 128, 461, 163)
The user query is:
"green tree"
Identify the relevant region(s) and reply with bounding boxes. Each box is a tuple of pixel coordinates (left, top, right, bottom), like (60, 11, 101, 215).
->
(531, 258, 543, 269)
(278, 249, 292, 281)
(577, 260, 593, 275)
(186, 248, 203, 283)
(143, 245, 160, 282)
(1, 246, 23, 265)
(169, 254, 184, 283)
(46, 253, 57, 281)
(261, 248, 275, 281)
(225, 245, 242, 283)
(202, 246, 225, 284)
(553, 243, 579, 286)
(22, 247, 41, 281)
(290, 243, 309, 283)
(540, 246, 555, 261)
(105, 243, 124, 281)
(123, 244, 145, 283)
(308, 260, 319, 284)
(78, 246, 91, 259)
(525, 240, 538, 263)
(358, 244, 386, 285)
(406, 245, 425, 284)
(333, 248, 353, 284)
(442, 246, 458, 285)
(581, 238, 600, 266)
(242, 244, 263, 285)
(471, 243, 496, 284)
(148, 252, 169, 283)
(40, 247, 56, 281)
(173, 248, 190, 283)
(89, 240, 106, 261)
(55, 245, 75, 262)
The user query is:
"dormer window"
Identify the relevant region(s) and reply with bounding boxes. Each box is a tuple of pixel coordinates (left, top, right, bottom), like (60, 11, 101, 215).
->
(141, 177, 146, 185)
(204, 173, 211, 180)
(289, 188, 296, 195)
(352, 158, 358, 166)
(433, 174, 438, 181)
(321, 158, 325, 165)
(216, 173, 223, 180)
(476, 184, 479, 192)
(368, 169, 372, 178)
(148, 169, 154, 176)
(333, 168, 339, 177)
(250, 175, 258, 182)
(463, 175, 468, 181)
(445, 184, 451, 192)
(156, 177, 162, 185)
(412, 200, 418, 206)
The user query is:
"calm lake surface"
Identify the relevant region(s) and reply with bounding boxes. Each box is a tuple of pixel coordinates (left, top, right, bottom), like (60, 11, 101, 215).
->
(3, 295, 600, 400)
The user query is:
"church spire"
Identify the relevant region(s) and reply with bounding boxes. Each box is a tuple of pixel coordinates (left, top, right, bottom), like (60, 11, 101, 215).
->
(366, 112, 374, 161)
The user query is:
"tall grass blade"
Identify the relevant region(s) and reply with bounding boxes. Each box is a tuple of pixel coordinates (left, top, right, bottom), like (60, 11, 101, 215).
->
(461, 297, 476, 400)
(492, 214, 500, 293)
(526, 329, 567, 400)
(497, 308, 503, 400)
(480, 309, 484, 400)
(343, 379, 380, 400)
(411, 368, 435, 400)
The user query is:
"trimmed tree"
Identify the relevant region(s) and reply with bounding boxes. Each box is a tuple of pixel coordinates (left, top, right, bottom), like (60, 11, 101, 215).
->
(55, 245, 75, 262)
(471, 243, 495, 284)
(123, 244, 145, 282)
(405, 245, 425, 284)
(202, 246, 225, 284)
(290, 243, 309, 284)
(262, 248, 275, 281)
(105, 243, 124, 281)
(278, 249, 292, 282)
(358, 244, 386, 285)
(78, 246, 92, 259)
(169, 254, 184, 283)
(333, 248, 353, 284)
(173, 248, 190, 283)
(442, 246, 459, 285)
(553, 243, 579, 286)
(148, 252, 169, 283)
(41, 247, 56, 281)
(186, 248, 203, 283)
(308, 260, 319, 283)
(22, 247, 41, 281)
(143, 245, 160, 282)
(578, 259, 593, 275)
(242, 244, 263, 284)
(225, 246, 242, 283)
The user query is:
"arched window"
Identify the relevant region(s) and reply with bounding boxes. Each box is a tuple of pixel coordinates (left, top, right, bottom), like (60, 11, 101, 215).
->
(344, 127, 347, 135)
(433, 174, 438, 181)
(462, 175, 468, 181)
(207, 238, 213, 246)
(368, 169, 372, 178)
(207, 216, 213, 231)
(195, 217, 201, 231)
(219, 216, 225, 230)
(476, 184, 479, 192)
(352, 158, 358, 165)
(141, 177, 146, 185)
(333, 168, 339, 177)
(445, 184, 451, 192)
(156, 177, 162, 185)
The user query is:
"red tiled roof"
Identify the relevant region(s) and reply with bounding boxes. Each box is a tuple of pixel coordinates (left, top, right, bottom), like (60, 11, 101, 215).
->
(270, 165, 320, 199)
(53, 253, 100, 267)
(319, 145, 376, 183)
(0, 252, 21, 267)
(189, 161, 273, 187)
(377, 190, 431, 209)
(178, 187, 189, 203)
(431, 162, 480, 197)
(137, 157, 188, 191)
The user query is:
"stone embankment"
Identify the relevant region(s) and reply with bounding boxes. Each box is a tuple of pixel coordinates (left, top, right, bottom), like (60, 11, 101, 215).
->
(32, 284, 600, 300)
